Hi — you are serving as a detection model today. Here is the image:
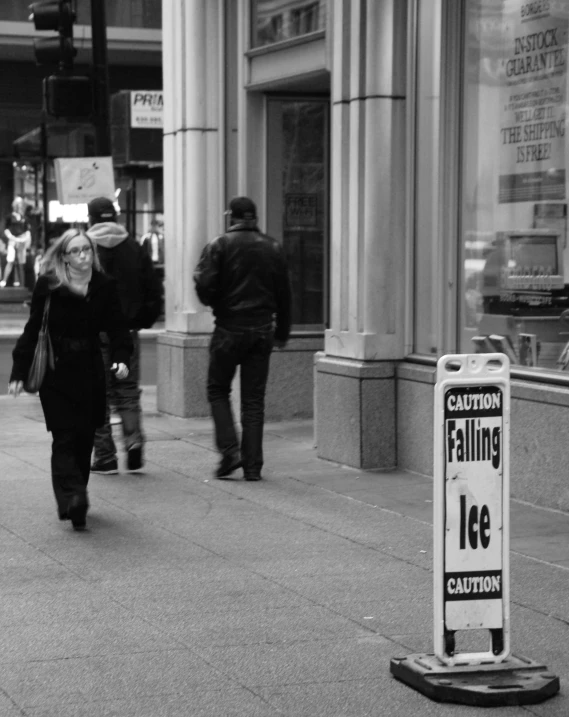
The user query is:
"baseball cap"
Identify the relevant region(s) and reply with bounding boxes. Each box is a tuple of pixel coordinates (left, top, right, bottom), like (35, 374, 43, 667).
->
(88, 197, 117, 223)
(229, 196, 257, 220)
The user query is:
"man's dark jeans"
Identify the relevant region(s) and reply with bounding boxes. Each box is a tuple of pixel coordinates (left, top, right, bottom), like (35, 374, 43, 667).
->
(207, 324, 274, 476)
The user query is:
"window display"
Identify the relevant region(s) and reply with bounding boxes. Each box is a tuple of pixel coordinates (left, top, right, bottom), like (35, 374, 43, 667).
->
(461, 0, 569, 370)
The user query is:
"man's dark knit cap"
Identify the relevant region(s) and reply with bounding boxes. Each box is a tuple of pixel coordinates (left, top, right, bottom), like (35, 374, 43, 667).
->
(229, 196, 257, 220)
(88, 197, 117, 223)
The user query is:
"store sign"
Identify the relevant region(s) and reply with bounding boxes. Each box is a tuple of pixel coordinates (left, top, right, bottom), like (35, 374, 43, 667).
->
(54, 157, 115, 205)
(434, 354, 510, 665)
(499, 3, 568, 203)
(130, 91, 163, 129)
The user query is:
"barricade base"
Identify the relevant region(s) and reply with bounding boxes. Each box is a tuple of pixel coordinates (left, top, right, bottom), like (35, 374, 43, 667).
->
(390, 653, 560, 707)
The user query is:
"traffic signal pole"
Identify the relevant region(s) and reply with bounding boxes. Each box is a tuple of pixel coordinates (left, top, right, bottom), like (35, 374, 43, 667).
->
(90, 0, 111, 156)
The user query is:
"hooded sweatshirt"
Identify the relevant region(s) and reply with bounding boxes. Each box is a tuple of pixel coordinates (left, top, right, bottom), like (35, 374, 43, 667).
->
(87, 222, 161, 329)
(87, 221, 128, 249)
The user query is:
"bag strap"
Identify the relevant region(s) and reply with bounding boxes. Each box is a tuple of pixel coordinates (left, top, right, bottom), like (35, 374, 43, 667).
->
(41, 294, 51, 332)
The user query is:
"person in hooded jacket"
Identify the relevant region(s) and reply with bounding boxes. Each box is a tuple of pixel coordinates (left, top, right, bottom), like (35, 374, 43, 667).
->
(86, 197, 161, 476)
(8, 228, 132, 530)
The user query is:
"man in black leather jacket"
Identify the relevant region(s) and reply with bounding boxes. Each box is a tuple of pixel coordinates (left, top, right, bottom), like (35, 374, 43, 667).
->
(194, 196, 292, 480)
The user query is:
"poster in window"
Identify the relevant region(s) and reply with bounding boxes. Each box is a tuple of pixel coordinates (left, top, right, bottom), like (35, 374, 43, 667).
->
(499, 3, 568, 204)
(284, 194, 318, 229)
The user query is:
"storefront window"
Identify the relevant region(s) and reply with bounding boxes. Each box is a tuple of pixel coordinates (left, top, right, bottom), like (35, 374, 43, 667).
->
(266, 99, 328, 329)
(461, 0, 569, 370)
(251, 0, 326, 48)
(0, 0, 161, 28)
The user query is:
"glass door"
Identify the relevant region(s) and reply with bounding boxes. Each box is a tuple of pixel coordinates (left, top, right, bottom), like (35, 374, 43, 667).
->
(266, 97, 329, 330)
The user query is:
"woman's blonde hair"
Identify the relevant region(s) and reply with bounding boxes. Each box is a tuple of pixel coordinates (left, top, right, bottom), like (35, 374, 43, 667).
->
(40, 228, 100, 288)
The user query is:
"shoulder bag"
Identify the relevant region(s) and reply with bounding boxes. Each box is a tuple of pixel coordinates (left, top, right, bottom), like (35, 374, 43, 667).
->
(24, 294, 55, 393)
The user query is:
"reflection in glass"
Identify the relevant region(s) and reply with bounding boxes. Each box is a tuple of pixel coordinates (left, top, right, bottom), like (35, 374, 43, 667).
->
(267, 100, 328, 327)
(251, 0, 326, 48)
(461, 0, 569, 371)
(77, 0, 161, 28)
(413, 0, 442, 355)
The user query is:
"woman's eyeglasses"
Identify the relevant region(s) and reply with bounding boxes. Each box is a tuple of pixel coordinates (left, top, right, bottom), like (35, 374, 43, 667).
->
(65, 245, 93, 257)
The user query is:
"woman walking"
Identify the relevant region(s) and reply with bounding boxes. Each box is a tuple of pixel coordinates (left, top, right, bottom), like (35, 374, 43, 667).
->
(8, 228, 132, 530)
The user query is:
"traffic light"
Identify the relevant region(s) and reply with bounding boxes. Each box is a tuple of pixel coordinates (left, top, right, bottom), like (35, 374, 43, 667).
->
(44, 75, 93, 118)
(30, 1, 93, 118)
(29, 1, 77, 70)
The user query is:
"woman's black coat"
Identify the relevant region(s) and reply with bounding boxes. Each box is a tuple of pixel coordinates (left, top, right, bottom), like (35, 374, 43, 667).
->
(10, 271, 133, 432)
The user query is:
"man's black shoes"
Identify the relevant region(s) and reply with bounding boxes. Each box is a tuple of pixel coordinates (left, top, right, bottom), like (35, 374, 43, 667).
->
(67, 495, 88, 531)
(127, 445, 144, 473)
(215, 454, 242, 478)
(90, 458, 118, 475)
(244, 473, 262, 481)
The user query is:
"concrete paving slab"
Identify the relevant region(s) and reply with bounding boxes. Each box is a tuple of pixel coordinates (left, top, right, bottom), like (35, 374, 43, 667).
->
(327, 596, 434, 637)
(265, 420, 316, 442)
(508, 606, 569, 672)
(256, 677, 535, 717)
(199, 636, 394, 688)
(510, 534, 569, 564)
(0, 609, 181, 664)
(25, 687, 281, 717)
(27, 534, 219, 583)
(509, 554, 569, 621)
(275, 560, 431, 607)
(2, 564, 87, 596)
(526, 687, 569, 717)
(509, 502, 569, 537)
(107, 568, 310, 617)
(0, 650, 222, 709)
(0, 692, 26, 717)
(0, 448, 48, 478)
(151, 604, 372, 649)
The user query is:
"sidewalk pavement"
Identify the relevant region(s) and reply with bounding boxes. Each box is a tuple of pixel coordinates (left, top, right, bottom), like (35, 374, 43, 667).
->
(1, 386, 568, 716)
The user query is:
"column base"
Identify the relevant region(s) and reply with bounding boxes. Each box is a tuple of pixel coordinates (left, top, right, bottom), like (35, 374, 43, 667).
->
(157, 333, 211, 417)
(315, 353, 396, 469)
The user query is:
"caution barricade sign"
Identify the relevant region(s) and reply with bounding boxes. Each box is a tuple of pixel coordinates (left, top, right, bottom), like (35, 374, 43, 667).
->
(390, 353, 560, 707)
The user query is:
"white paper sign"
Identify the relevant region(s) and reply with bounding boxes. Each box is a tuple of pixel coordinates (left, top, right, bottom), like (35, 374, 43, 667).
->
(54, 157, 115, 205)
(499, 3, 568, 203)
(433, 353, 511, 665)
(444, 386, 504, 630)
(130, 91, 163, 129)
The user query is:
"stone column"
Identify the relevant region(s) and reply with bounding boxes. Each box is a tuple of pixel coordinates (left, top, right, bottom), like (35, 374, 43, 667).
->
(315, 0, 408, 468)
(157, 0, 222, 416)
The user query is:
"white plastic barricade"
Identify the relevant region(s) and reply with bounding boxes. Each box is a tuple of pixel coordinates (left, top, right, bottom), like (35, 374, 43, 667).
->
(433, 353, 510, 664)
(390, 353, 560, 707)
